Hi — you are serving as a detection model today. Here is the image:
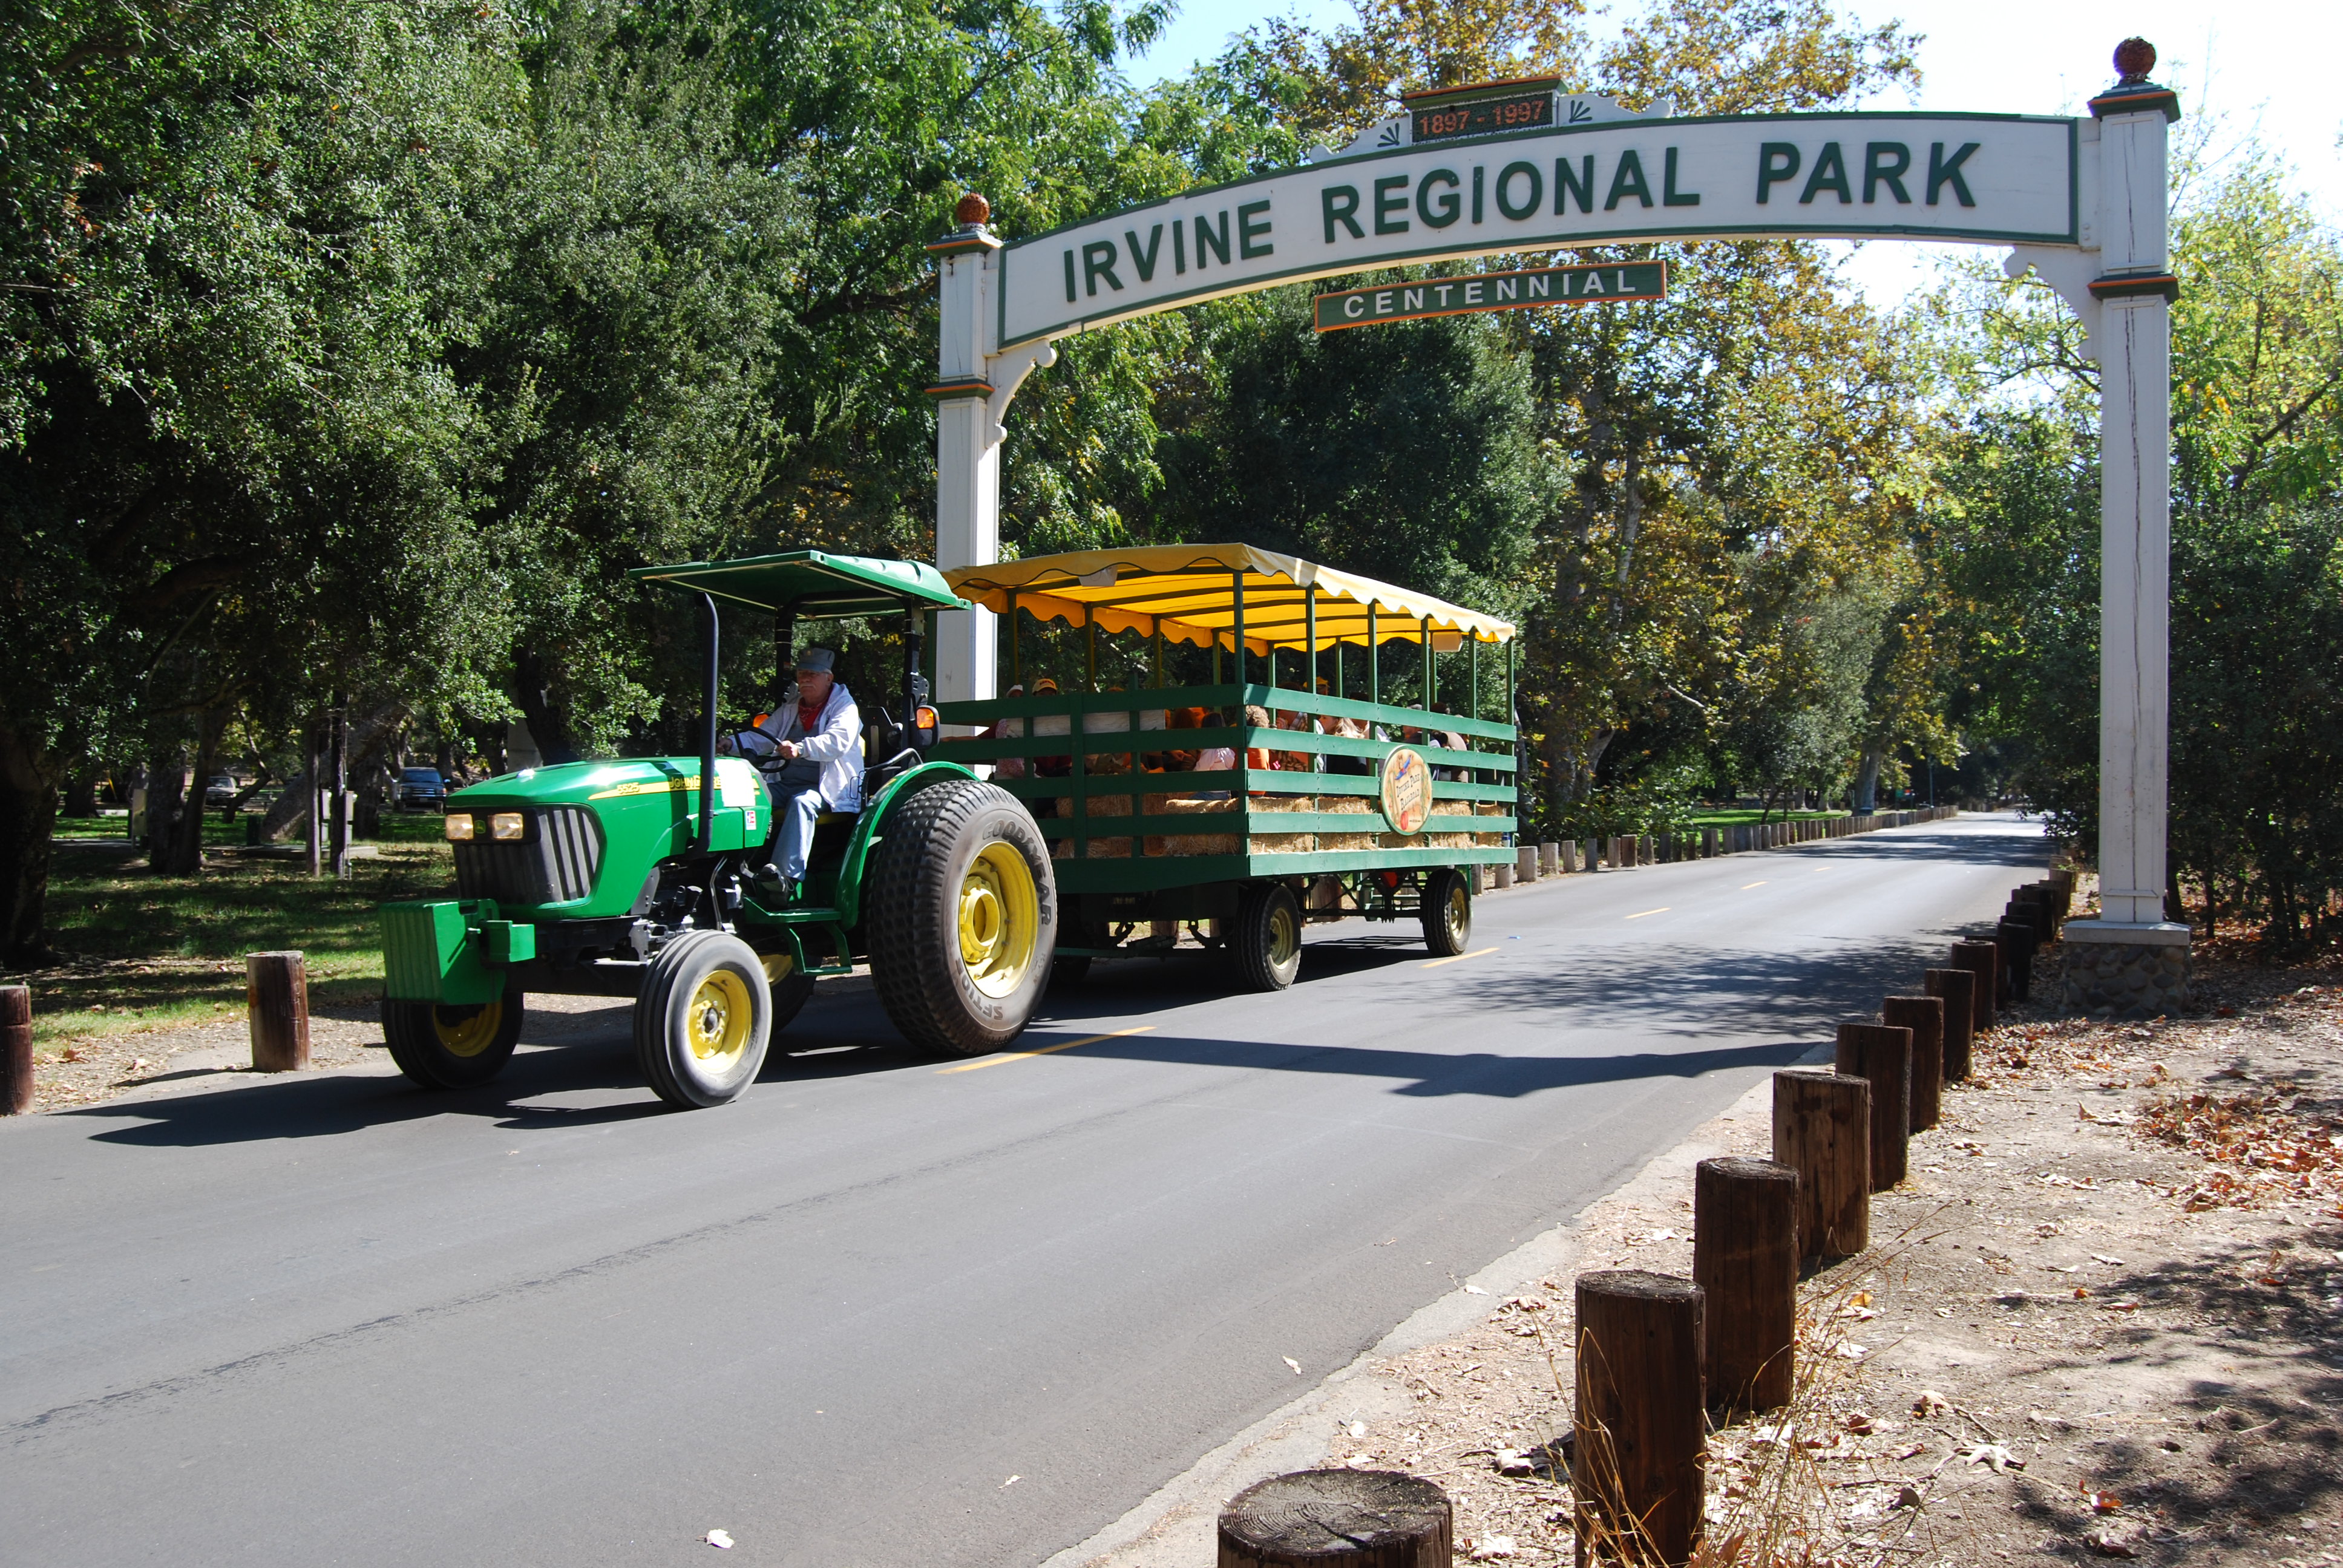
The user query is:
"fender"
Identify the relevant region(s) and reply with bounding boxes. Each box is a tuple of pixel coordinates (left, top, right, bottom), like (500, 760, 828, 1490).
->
(834, 761, 978, 927)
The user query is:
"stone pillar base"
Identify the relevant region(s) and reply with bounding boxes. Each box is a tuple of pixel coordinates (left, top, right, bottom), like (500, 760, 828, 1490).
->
(2059, 921, 2192, 1019)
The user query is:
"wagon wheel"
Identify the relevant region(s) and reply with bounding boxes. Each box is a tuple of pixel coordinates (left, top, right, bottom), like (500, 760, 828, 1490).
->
(1231, 881, 1304, 991)
(1421, 867, 1472, 956)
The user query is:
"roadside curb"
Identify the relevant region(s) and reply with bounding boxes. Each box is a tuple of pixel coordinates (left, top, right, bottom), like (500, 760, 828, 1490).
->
(1043, 1041, 1832, 1568)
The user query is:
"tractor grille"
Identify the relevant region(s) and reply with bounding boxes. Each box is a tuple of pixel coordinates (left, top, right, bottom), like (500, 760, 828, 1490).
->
(453, 806, 604, 907)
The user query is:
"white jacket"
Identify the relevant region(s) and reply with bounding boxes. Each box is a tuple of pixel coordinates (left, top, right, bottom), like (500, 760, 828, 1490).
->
(759, 682, 863, 811)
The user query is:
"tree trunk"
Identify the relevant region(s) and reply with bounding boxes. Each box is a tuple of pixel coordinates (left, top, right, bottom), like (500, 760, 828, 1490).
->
(514, 647, 582, 765)
(62, 765, 99, 818)
(146, 742, 189, 873)
(1852, 751, 1881, 814)
(0, 721, 63, 969)
(1217, 1470, 1451, 1567)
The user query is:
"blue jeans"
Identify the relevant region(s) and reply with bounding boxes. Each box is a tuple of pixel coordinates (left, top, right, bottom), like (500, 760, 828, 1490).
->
(769, 788, 825, 881)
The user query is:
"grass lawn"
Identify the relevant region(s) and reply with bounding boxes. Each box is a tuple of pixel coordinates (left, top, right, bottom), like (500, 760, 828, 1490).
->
(28, 835, 457, 1049)
(1679, 807, 1853, 827)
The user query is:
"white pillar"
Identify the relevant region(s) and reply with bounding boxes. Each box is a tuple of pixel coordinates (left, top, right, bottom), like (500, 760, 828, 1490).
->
(928, 210, 1003, 709)
(928, 197, 1060, 712)
(2079, 65, 2184, 935)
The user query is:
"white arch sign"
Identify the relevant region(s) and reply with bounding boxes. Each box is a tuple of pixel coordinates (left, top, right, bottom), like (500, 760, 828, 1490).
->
(924, 52, 2189, 995)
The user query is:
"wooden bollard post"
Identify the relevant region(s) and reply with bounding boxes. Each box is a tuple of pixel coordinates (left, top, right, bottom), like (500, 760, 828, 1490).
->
(2, 984, 31, 1115)
(1881, 995, 1945, 1132)
(1694, 1157, 1798, 1414)
(246, 951, 311, 1072)
(1995, 920, 2037, 1002)
(1574, 1270, 1706, 1567)
(1949, 940, 1999, 1032)
(1772, 1069, 1870, 1259)
(1924, 967, 1977, 1081)
(1516, 846, 1538, 883)
(1834, 1024, 1912, 1191)
(1219, 1469, 1452, 1567)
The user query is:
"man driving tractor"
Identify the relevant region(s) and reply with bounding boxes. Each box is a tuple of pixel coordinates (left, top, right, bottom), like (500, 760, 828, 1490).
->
(744, 646, 862, 900)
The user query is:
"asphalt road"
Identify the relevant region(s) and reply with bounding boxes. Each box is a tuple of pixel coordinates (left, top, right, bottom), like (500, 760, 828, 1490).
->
(0, 814, 2045, 1567)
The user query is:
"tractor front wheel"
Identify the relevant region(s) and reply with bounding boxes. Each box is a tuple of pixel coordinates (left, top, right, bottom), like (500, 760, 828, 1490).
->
(866, 779, 1057, 1055)
(383, 994, 525, 1089)
(635, 930, 773, 1108)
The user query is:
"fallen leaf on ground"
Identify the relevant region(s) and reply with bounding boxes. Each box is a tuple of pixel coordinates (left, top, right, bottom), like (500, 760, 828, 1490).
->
(2086, 1530, 2140, 1558)
(1959, 1443, 2024, 1474)
(1463, 1283, 1489, 1295)
(1470, 1534, 1519, 1560)
(1001, 1475, 1020, 1488)
(704, 1530, 734, 1550)
(2084, 1491, 2122, 1513)
(1283, 1357, 1302, 1374)
(1348, 1420, 1367, 1438)
(1894, 1484, 1924, 1510)
(1915, 1391, 1949, 1417)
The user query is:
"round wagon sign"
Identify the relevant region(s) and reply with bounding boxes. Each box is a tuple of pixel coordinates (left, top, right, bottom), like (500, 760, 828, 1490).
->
(1378, 747, 1433, 837)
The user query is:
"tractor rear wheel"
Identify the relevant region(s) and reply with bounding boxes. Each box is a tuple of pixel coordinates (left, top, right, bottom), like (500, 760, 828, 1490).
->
(1421, 867, 1472, 956)
(383, 994, 525, 1089)
(866, 779, 1056, 1055)
(1231, 882, 1304, 991)
(635, 930, 772, 1108)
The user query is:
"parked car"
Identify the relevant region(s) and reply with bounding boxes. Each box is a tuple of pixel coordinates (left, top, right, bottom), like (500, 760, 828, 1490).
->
(397, 767, 447, 810)
(203, 774, 239, 808)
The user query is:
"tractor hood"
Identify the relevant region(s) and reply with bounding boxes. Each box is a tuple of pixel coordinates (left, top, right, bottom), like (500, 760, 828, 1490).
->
(443, 757, 770, 918)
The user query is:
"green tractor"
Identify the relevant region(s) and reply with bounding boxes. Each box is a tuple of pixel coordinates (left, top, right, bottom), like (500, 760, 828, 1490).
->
(377, 551, 1059, 1106)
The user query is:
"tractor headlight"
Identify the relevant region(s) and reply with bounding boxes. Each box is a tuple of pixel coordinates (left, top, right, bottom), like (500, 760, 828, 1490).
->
(490, 812, 526, 841)
(445, 814, 477, 842)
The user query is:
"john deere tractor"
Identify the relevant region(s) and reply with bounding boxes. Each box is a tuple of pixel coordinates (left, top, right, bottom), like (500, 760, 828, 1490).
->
(378, 551, 1058, 1107)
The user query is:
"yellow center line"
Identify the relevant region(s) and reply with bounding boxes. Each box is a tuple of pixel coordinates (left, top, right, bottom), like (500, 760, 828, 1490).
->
(936, 1025, 1155, 1073)
(1742, 881, 1767, 889)
(1421, 945, 1499, 969)
(1625, 907, 1670, 920)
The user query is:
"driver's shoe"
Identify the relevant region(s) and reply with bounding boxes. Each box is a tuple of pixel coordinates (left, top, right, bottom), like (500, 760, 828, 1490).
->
(751, 862, 799, 902)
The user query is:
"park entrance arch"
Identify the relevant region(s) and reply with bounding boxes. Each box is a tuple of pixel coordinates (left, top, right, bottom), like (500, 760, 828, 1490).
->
(923, 42, 2191, 1008)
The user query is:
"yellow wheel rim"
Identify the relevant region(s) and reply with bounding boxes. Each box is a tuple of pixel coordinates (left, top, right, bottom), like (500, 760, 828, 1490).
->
(1268, 902, 1300, 968)
(958, 841, 1040, 999)
(432, 1000, 503, 1059)
(686, 969, 753, 1068)
(1444, 881, 1470, 940)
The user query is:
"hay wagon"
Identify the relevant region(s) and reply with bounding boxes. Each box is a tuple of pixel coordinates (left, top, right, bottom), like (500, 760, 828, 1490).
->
(935, 546, 1520, 989)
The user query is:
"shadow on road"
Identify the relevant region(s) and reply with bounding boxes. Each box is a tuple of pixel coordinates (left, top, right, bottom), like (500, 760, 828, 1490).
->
(1041, 1030, 1815, 1097)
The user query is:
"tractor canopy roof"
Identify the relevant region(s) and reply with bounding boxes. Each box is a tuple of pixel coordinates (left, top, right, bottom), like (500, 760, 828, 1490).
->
(630, 550, 970, 619)
(945, 544, 1515, 656)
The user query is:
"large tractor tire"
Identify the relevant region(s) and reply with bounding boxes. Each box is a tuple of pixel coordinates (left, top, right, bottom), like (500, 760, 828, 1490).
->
(635, 930, 773, 1108)
(383, 994, 525, 1089)
(1421, 867, 1472, 956)
(1231, 881, 1304, 992)
(866, 778, 1057, 1055)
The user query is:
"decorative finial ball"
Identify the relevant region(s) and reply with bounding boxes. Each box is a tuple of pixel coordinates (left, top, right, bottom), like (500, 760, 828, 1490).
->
(954, 192, 991, 227)
(2113, 37, 2157, 83)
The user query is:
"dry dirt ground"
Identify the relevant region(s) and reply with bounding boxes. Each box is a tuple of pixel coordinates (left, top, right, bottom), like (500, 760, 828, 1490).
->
(1317, 951, 2343, 1567)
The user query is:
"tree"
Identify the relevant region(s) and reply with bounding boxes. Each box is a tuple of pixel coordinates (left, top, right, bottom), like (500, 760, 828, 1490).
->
(1, 0, 519, 961)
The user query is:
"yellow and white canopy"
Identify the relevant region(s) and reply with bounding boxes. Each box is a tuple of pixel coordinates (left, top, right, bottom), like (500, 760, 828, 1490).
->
(944, 545, 1513, 656)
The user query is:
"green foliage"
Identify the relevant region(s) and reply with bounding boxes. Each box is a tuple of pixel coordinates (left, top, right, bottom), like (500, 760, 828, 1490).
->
(1923, 154, 2343, 947)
